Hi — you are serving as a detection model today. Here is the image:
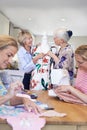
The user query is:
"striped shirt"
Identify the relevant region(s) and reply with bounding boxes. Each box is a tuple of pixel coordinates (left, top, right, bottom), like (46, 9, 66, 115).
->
(75, 69, 87, 94)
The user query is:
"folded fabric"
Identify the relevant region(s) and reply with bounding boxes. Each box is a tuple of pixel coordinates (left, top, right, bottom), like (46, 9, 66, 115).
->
(57, 92, 87, 105)
(0, 105, 46, 130)
(40, 110, 67, 117)
(48, 89, 57, 97)
(7, 113, 46, 130)
(51, 69, 70, 86)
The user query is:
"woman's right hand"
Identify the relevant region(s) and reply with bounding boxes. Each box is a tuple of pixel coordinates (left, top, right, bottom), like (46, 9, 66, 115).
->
(33, 53, 45, 63)
(7, 81, 24, 98)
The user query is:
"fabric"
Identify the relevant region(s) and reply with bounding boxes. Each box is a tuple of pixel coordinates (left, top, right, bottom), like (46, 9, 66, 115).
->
(75, 69, 87, 94)
(53, 44, 74, 84)
(51, 69, 70, 86)
(0, 78, 10, 105)
(40, 110, 67, 117)
(0, 105, 46, 130)
(31, 45, 50, 90)
(53, 69, 87, 105)
(0, 78, 7, 96)
(17, 46, 36, 73)
(56, 92, 87, 105)
(7, 113, 45, 130)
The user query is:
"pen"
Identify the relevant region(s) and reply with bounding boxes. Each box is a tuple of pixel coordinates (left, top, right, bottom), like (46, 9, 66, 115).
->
(45, 107, 54, 110)
(15, 105, 24, 108)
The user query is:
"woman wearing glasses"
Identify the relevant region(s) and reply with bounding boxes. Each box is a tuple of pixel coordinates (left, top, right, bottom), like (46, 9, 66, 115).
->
(54, 45, 87, 105)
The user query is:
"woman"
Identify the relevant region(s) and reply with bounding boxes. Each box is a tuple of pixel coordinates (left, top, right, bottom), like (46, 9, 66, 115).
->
(17, 30, 44, 90)
(47, 28, 74, 85)
(0, 35, 41, 114)
(54, 45, 87, 105)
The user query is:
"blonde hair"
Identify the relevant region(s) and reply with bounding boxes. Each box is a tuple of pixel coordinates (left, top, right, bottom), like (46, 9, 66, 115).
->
(17, 29, 32, 46)
(75, 45, 87, 61)
(0, 35, 18, 50)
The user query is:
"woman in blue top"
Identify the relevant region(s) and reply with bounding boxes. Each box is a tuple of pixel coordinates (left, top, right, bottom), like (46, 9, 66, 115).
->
(17, 30, 44, 90)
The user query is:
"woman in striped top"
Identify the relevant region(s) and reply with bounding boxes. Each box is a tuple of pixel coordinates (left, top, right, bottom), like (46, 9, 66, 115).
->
(54, 45, 87, 105)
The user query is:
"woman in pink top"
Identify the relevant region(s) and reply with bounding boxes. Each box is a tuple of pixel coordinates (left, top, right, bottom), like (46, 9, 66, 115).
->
(54, 45, 87, 105)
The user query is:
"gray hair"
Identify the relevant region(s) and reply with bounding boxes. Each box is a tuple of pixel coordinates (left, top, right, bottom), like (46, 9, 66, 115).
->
(54, 28, 73, 42)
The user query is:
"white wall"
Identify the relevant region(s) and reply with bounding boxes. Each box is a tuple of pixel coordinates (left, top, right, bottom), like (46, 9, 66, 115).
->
(35, 35, 87, 50)
(0, 12, 9, 35)
(69, 36, 87, 51)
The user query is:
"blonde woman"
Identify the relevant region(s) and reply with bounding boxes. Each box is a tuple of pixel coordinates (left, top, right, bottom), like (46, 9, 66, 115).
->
(0, 35, 41, 114)
(54, 45, 87, 105)
(17, 30, 44, 90)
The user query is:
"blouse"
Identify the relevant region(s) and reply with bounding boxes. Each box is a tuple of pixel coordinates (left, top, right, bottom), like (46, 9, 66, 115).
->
(54, 44, 74, 83)
(17, 46, 36, 73)
(75, 69, 87, 94)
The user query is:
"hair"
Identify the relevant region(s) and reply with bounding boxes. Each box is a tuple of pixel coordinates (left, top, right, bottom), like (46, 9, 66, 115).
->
(17, 29, 32, 46)
(54, 28, 73, 42)
(0, 35, 18, 50)
(75, 45, 87, 61)
(67, 30, 73, 38)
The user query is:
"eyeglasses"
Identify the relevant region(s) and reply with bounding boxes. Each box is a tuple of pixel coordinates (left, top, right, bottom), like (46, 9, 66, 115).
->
(77, 61, 85, 65)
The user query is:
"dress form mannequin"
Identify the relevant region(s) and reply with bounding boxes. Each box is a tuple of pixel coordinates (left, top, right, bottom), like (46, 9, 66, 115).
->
(31, 34, 50, 90)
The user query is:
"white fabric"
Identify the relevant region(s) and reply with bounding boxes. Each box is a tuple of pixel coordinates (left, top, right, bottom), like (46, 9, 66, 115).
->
(48, 89, 57, 97)
(36, 34, 50, 54)
(51, 69, 70, 86)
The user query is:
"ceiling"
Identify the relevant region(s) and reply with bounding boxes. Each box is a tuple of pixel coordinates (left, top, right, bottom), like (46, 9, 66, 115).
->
(0, 0, 87, 36)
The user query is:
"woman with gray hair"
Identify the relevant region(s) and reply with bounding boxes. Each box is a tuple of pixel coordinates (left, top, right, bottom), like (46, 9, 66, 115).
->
(47, 28, 74, 85)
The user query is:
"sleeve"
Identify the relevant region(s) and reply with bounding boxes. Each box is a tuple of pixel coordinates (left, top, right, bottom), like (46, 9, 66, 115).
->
(17, 50, 36, 73)
(55, 49, 73, 69)
(0, 80, 10, 105)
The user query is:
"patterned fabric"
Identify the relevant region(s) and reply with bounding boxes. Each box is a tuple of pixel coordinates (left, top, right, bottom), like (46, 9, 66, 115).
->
(53, 44, 74, 84)
(0, 78, 7, 96)
(0, 105, 46, 130)
(0, 77, 10, 105)
(75, 69, 87, 94)
(30, 46, 50, 90)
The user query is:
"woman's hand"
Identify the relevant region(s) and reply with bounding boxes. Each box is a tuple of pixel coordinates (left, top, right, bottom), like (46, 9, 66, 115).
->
(46, 51, 53, 57)
(23, 98, 42, 114)
(38, 53, 45, 59)
(7, 81, 24, 98)
(33, 53, 45, 64)
(46, 51, 59, 63)
(54, 85, 72, 94)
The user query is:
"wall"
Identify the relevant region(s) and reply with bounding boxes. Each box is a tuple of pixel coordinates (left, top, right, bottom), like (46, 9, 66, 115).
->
(69, 36, 87, 51)
(0, 12, 9, 35)
(0, 12, 87, 70)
